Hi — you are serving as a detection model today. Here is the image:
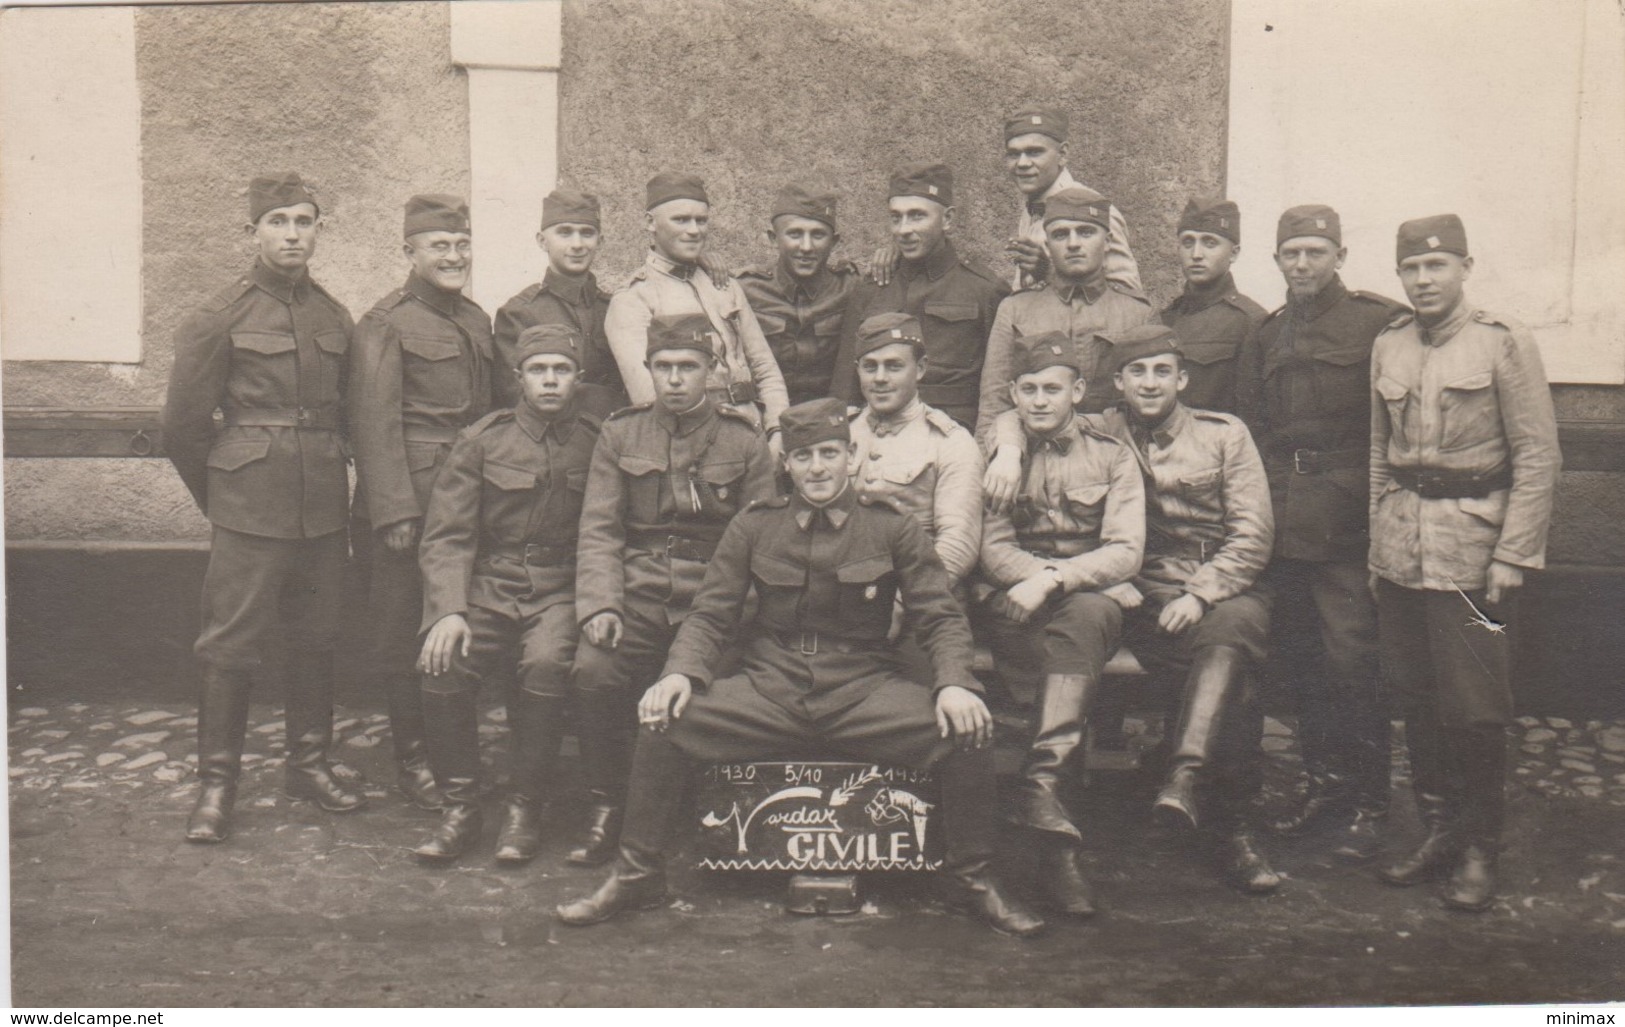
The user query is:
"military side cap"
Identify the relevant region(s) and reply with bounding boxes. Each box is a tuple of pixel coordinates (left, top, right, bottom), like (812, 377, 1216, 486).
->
(540, 188, 600, 230)
(1042, 187, 1112, 230)
(1396, 213, 1468, 263)
(646, 172, 709, 210)
(1004, 106, 1069, 143)
(854, 312, 924, 359)
(513, 323, 581, 367)
(1179, 197, 1240, 244)
(645, 312, 716, 359)
(249, 172, 319, 223)
(1108, 323, 1183, 373)
(404, 194, 471, 238)
(779, 397, 851, 453)
(888, 162, 953, 206)
(772, 181, 838, 228)
(1014, 331, 1081, 377)
(1277, 204, 1340, 246)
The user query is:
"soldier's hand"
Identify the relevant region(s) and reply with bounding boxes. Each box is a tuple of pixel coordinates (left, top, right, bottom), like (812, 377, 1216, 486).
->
(982, 446, 1023, 514)
(381, 518, 421, 553)
(1157, 593, 1207, 635)
(1005, 238, 1045, 274)
(583, 611, 624, 650)
(1485, 560, 1524, 605)
(868, 240, 901, 287)
(418, 613, 471, 676)
(639, 674, 693, 731)
(766, 430, 785, 462)
(935, 686, 993, 750)
(1101, 581, 1144, 610)
(697, 251, 731, 290)
(1004, 575, 1056, 623)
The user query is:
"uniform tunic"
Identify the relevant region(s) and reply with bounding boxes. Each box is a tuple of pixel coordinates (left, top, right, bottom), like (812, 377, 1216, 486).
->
(604, 250, 789, 430)
(493, 269, 623, 416)
(1012, 168, 1141, 293)
(978, 276, 1153, 453)
(832, 240, 1008, 428)
(849, 398, 984, 584)
(1157, 272, 1266, 414)
(737, 258, 862, 405)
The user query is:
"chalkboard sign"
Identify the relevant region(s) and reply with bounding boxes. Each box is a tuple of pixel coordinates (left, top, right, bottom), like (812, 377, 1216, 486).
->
(695, 762, 943, 872)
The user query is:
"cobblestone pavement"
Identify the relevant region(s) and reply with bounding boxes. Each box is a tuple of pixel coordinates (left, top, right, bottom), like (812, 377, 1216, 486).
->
(9, 699, 1625, 1007)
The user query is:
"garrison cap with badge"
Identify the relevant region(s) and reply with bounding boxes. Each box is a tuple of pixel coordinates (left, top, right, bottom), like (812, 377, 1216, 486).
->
(1396, 213, 1468, 262)
(889, 162, 954, 206)
(404, 193, 471, 238)
(1179, 197, 1240, 245)
(541, 188, 601, 231)
(1108, 322, 1183, 373)
(1276, 204, 1340, 246)
(645, 312, 717, 359)
(249, 172, 319, 222)
(1014, 330, 1082, 377)
(1004, 106, 1069, 143)
(1042, 187, 1113, 230)
(646, 172, 709, 211)
(779, 397, 851, 452)
(772, 181, 838, 229)
(514, 323, 582, 366)
(854, 312, 925, 359)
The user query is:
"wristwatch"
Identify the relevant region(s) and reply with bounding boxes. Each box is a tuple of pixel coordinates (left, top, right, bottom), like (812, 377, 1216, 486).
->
(1042, 565, 1066, 591)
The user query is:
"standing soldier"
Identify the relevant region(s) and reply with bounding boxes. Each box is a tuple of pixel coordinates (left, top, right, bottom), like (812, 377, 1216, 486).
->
(737, 182, 863, 406)
(350, 194, 494, 810)
(492, 188, 626, 419)
(848, 312, 985, 590)
(1159, 198, 1266, 414)
(164, 173, 364, 842)
(604, 172, 790, 453)
(833, 162, 1008, 430)
(412, 325, 601, 863)
(1370, 215, 1559, 910)
(974, 331, 1145, 916)
(1235, 205, 1408, 861)
(557, 399, 1044, 938)
(569, 312, 777, 866)
(1086, 324, 1281, 893)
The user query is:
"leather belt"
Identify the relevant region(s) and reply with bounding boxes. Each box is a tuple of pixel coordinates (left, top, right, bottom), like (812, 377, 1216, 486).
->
(772, 630, 889, 656)
(708, 381, 759, 406)
(403, 425, 461, 444)
(1390, 466, 1512, 499)
(1280, 446, 1366, 474)
(223, 406, 340, 430)
(1148, 537, 1219, 562)
(1016, 534, 1100, 558)
(624, 530, 719, 562)
(484, 541, 577, 567)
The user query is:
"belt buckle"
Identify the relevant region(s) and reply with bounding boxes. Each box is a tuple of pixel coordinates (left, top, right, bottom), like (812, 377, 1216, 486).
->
(295, 407, 314, 427)
(1293, 449, 1311, 474)
(664, 535, 682, 558)
(799, 632, 819, 656)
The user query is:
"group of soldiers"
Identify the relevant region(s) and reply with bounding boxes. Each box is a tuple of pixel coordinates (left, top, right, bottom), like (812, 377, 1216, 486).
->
(162, 106, 1561, 939)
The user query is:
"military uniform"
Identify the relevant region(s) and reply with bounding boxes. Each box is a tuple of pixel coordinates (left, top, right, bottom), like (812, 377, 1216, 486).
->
(738, 258, 861, 405)
(1234, 207, 1407, 840)
(163, 173, 363, 842)
(556, 398, 1043, 937)
(494, 271, 620, 415)
(1370, 214, 1560, 908)
(569, 323, 775, 863)
(1159, 272, 1264, 415)
(413, 327, 602, 862)
(350, 200, 496, 804)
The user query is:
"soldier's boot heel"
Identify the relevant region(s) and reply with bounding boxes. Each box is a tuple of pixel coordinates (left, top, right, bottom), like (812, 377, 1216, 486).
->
(494, 690, 566, 864)
(1440, 845, 1497, 911)
(494, 799, 544, 864)
(556, 856, 668, 926)
(186, 664, 252, 843)
(941, 866, 1047, 938)
(283, 650, 366, 813)
(1153, 646, 1241, 833)
(568, 801, 623, 867)
(1041, 845, 1097, 918)
(415, 800, 484, 863)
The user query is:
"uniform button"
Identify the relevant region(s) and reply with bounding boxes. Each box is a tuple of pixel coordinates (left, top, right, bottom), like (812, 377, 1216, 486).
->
(869, 452, 881, 460)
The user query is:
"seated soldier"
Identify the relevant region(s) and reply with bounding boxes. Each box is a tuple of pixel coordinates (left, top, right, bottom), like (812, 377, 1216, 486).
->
(569, 312, 777, 866)
(413, 324, 602, 863)
(555, 399, 1045, 938)
(1088, 324, 1280, 892)
(972, 331, 1145, 916)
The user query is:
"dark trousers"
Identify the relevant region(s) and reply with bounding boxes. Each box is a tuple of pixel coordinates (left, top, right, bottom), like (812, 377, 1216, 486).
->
(972, 590, 1123, 704)
(422, 602, 577, 700)
(194, 526, 346, 669)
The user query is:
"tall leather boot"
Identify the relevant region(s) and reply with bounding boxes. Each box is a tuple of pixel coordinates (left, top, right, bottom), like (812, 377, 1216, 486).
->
(1013, 673, 1097, 843)
(557, 729, 692, 926)
(1378, 711, 1459, 886)
(939, 743, 1046, 938)
(494, 690, 566, 864)
(185, 664, 253, 843)
(416, 687, 485, 862)
(568, 686, 634, 866)
(282, 650, 366, 812)
(1154, 646, 1242, 832)
(1038, 838, 1097, 917)
(1442, 725, 1506, 912)
(385, 670, 441, 810)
